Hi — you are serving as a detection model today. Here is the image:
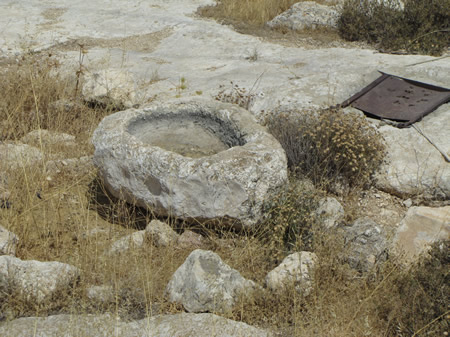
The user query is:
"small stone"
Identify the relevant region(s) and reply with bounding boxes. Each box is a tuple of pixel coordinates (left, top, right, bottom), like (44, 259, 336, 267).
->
(86, 285, 115, 304)
(165, 249, 256, 313)
(315, 197, 345, 228)
(145, 220, 179, 247)
(21, 129, 76, 148)
(108, 231, 146, 255)
(82, 69, 138, 109)
(403, 198, 413, 208)
(342, 217, 389, 272)
(0, 143, 43, 170)
(0, 225, 19, 256)
(0, 256, 80, 304)
(265, 251, 318, 295)
(267, 1, 339, 31)
(176, 230, 205, 249)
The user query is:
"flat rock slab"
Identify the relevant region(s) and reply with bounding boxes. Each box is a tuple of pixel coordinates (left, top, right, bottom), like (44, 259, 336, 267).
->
(376, 104, 450, 200)
(92, 99, 287, 227)
(394, 206, 450, 260)
(0, 313, 272, 337)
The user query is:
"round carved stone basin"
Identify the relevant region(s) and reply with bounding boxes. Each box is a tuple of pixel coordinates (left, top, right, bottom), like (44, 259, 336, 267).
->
(128, 114, 241, 158)
(92, 99, 288, 228)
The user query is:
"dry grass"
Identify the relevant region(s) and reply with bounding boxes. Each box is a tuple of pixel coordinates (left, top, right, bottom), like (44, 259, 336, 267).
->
(0, 52, 448, 337)
(199, 0, 300, 26)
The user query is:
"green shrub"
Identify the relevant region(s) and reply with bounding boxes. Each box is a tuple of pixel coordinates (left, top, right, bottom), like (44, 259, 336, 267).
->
(265, 108, 386, 190)
(338, 0, 450, 55)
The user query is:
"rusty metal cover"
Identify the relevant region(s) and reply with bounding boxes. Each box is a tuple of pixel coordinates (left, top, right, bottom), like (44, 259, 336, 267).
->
(341, 72, 450, 128)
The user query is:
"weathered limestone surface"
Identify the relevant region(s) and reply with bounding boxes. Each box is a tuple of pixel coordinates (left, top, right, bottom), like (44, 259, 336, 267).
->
(393, 206, 450, 260)
(0, 143, 43, 170)
(93, 99, 288, 227)
(265, 251, 318, 295)
(267, 1, 339, 31)
(0, 226, 18, 256)
(82, 69, 138, 109)
(0, 313, 272, 337)
(166, 249, 256, 313)
(376, 104, 450, 200)
(21, 130, 76, 148)
(316, 197, 345, 228)
(0, 256, 79, 304)
(342, 217, 389, 272)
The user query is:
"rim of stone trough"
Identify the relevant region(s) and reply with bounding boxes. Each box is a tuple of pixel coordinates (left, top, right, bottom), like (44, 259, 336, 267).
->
(92, 98, 288, 229)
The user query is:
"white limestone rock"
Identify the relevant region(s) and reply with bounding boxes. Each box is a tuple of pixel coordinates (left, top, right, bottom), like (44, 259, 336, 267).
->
(316, 197, 345, 228)
(267, 1, 339, 31)
(86, 285, 115, 304)
(0, 225, 19, 256)
(82, 69, 139, 109)
(45, 156, 94, 178)
(0, 256, 79, 304)
(92, 99, 288, 228)
(21, 129, 76, 148)
(145, 219, 179, 247)
(108, 230, 147, 255)
(342, 217, 389, 272)
(177, 230, 205, 249)
(265, 251, 318, 295)
(166, 249, 257, 313)
(0, 313, 272, 337)
(376, 104, 450, 200)
(0, 143, 43, 170)
(393, 206, 450, 260)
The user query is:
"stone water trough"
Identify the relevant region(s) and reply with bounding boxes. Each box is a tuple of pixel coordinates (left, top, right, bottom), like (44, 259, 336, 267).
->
(92, 99, 287, 227)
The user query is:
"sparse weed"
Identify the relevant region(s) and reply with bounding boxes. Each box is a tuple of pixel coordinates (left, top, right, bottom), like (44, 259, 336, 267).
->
(215, 81, 256, 110)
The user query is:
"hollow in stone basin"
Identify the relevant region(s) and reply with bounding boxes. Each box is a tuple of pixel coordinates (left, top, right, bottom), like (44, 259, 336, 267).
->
(129, 114, 242, 158)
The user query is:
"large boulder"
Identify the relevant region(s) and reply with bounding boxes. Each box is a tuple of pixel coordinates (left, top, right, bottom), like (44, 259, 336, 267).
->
(0, 256, 80, 304)
(165, 249, 256, 313)
(393, 206, 450, 260)
(0, 313, 272, 337)
(92, 99, 288, 227)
